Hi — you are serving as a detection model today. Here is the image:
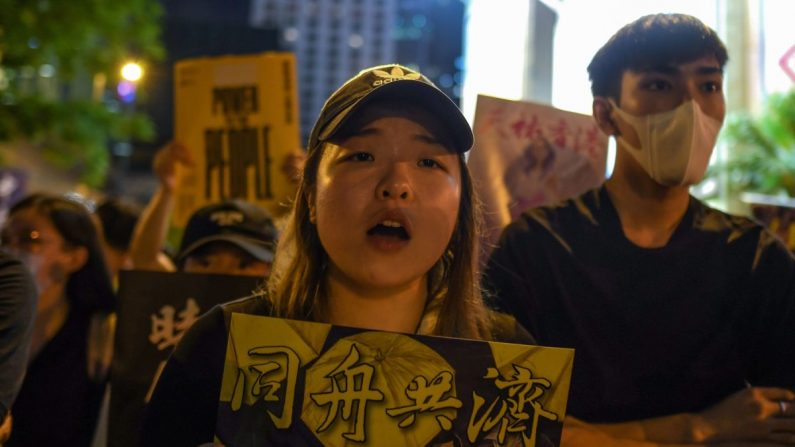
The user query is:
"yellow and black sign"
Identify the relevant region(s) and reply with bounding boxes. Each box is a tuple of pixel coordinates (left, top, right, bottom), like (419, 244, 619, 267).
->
(173, 52, 300, 227)
(217, 313, 575, 447)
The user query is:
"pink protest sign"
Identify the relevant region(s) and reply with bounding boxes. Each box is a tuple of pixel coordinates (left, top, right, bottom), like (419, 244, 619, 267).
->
(468, 95, 608, 261)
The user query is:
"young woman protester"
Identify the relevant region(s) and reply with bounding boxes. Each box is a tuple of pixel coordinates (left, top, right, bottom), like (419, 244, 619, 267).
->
(141, 64, 532, 446)
(1, 194, 115, 446)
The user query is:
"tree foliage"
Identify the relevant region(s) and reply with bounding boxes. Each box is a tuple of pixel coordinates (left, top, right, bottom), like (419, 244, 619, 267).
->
(710, 89, 795, 197)
(0, 0, 164, 187)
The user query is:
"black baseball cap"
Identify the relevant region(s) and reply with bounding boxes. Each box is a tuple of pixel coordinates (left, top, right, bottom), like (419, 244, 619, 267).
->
(177, 200, 277, 264)
(307, 64, 473, 153)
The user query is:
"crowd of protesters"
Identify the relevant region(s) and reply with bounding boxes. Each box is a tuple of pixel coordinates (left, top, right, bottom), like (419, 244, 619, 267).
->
(0, 12, 793, 447)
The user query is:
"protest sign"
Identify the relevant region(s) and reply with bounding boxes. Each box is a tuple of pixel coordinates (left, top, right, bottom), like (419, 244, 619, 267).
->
(468, 95, 608, 261)
(108, 270, 262, 447)
(172, 52, 300, 228)
(216, 313, 574, 447)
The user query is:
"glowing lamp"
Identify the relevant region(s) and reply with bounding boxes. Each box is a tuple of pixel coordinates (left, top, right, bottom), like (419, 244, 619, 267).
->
(121, 62, 143, 82)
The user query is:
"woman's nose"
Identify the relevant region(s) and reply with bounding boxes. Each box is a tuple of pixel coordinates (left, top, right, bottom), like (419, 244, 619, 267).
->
(376, 164, 414, 201)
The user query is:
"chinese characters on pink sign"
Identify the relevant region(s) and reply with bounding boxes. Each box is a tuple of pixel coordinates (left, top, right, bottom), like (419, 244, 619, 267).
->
(468, 95, 609, 262)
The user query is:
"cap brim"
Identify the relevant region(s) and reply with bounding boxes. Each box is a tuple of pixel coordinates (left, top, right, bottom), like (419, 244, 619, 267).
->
(318, 80, 473, 153)
(177, 235, 274, 264)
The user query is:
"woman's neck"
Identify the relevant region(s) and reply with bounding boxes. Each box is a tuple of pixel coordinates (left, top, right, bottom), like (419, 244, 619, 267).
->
(324, 270, 427, 333)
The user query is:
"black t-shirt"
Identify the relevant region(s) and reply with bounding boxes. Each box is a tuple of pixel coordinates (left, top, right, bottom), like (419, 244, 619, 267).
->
(140, 295, 533, 446)
(8, 306, 105, 446)
(483, 186, 795, 423)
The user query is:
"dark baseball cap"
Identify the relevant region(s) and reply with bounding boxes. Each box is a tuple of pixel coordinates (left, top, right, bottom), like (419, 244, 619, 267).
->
(307, 64, 473, 153)
(177, 200, 277, 264)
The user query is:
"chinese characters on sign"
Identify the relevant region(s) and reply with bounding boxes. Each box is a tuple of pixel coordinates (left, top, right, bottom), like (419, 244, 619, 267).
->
(468, 95, 609, 264)
(145, 298, 201, 401)
(468, 366, 557, 447)
(109, 270, 262, 447)
(386, 371, 462, 431)
(510, 116, 602, 160)
(217, 314, 574, 447)
(174, 53, 301, 227)
(149, 298, 200, 350)
(205, 86, 275, 201)
(230, 346, 300, 429)
(311, 344, 385, 442)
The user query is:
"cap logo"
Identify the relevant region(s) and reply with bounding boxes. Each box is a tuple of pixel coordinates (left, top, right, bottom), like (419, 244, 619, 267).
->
(210, 210, 244, 226)
(372, 66, 421, 87)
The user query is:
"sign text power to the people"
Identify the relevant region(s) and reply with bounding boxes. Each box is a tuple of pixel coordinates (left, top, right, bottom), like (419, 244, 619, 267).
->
(205, 86, 273, 201)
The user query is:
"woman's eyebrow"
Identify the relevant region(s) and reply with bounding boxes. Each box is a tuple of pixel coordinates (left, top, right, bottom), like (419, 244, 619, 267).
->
(347, 127, 380, 138)
(413, 134, 444, 145)
(340, 126, 447, 147)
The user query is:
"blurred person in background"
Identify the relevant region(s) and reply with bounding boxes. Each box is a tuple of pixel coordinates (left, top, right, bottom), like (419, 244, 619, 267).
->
(0, 251, 36, 445)
(93, 198, 141, 282)
(129, 142, 283, 277)
(89, 197, 142, 447)
(1, 193, 115, 446)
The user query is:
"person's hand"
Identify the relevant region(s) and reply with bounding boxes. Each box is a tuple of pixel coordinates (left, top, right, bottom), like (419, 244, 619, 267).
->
(562, 418, 701, 447)
(562, 415, 794, 447)
(0, 412, 12, 444)
(691, 386, 795, 444)
(153, 141, 194, 192)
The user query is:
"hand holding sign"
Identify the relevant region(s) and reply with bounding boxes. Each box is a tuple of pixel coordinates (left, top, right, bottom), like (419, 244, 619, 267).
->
(692, 387, 795, 444)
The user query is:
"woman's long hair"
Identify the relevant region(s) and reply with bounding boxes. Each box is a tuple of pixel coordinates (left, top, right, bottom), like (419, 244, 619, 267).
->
(266, 103, 491, 340)
(10, 193, 115, 313)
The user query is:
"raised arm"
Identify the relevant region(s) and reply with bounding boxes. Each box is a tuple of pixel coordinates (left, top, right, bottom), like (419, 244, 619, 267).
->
(129, 141, 194, 271)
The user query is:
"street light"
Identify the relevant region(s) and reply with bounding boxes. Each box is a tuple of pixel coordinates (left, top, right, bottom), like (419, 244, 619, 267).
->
(113, 61, 145, 189)
(118, 62, 143, 103)
(120, 62, 143, 82)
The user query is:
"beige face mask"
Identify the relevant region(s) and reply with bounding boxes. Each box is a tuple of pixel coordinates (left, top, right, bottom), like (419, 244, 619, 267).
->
(609, 99, 723, 186)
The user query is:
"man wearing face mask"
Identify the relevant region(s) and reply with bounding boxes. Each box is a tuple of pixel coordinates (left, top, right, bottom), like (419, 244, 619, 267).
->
(484, 13, 795, 445)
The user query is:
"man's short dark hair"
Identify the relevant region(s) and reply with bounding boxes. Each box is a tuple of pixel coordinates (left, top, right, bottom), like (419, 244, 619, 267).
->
(587, 13, 729, 100)
(95, 198, 141, 252)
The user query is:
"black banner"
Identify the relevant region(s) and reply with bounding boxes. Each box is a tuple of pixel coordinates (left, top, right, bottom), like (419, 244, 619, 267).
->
(108, 270, 262, 447)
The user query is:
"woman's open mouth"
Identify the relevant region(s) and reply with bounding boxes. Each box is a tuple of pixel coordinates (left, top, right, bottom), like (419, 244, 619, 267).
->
(365, 213, 412, 251)
(366, 219, 410, 240)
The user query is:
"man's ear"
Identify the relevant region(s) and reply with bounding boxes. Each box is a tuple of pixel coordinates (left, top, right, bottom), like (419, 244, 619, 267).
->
(64, 246, 89, 274)
(592, 97, 619, 136)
